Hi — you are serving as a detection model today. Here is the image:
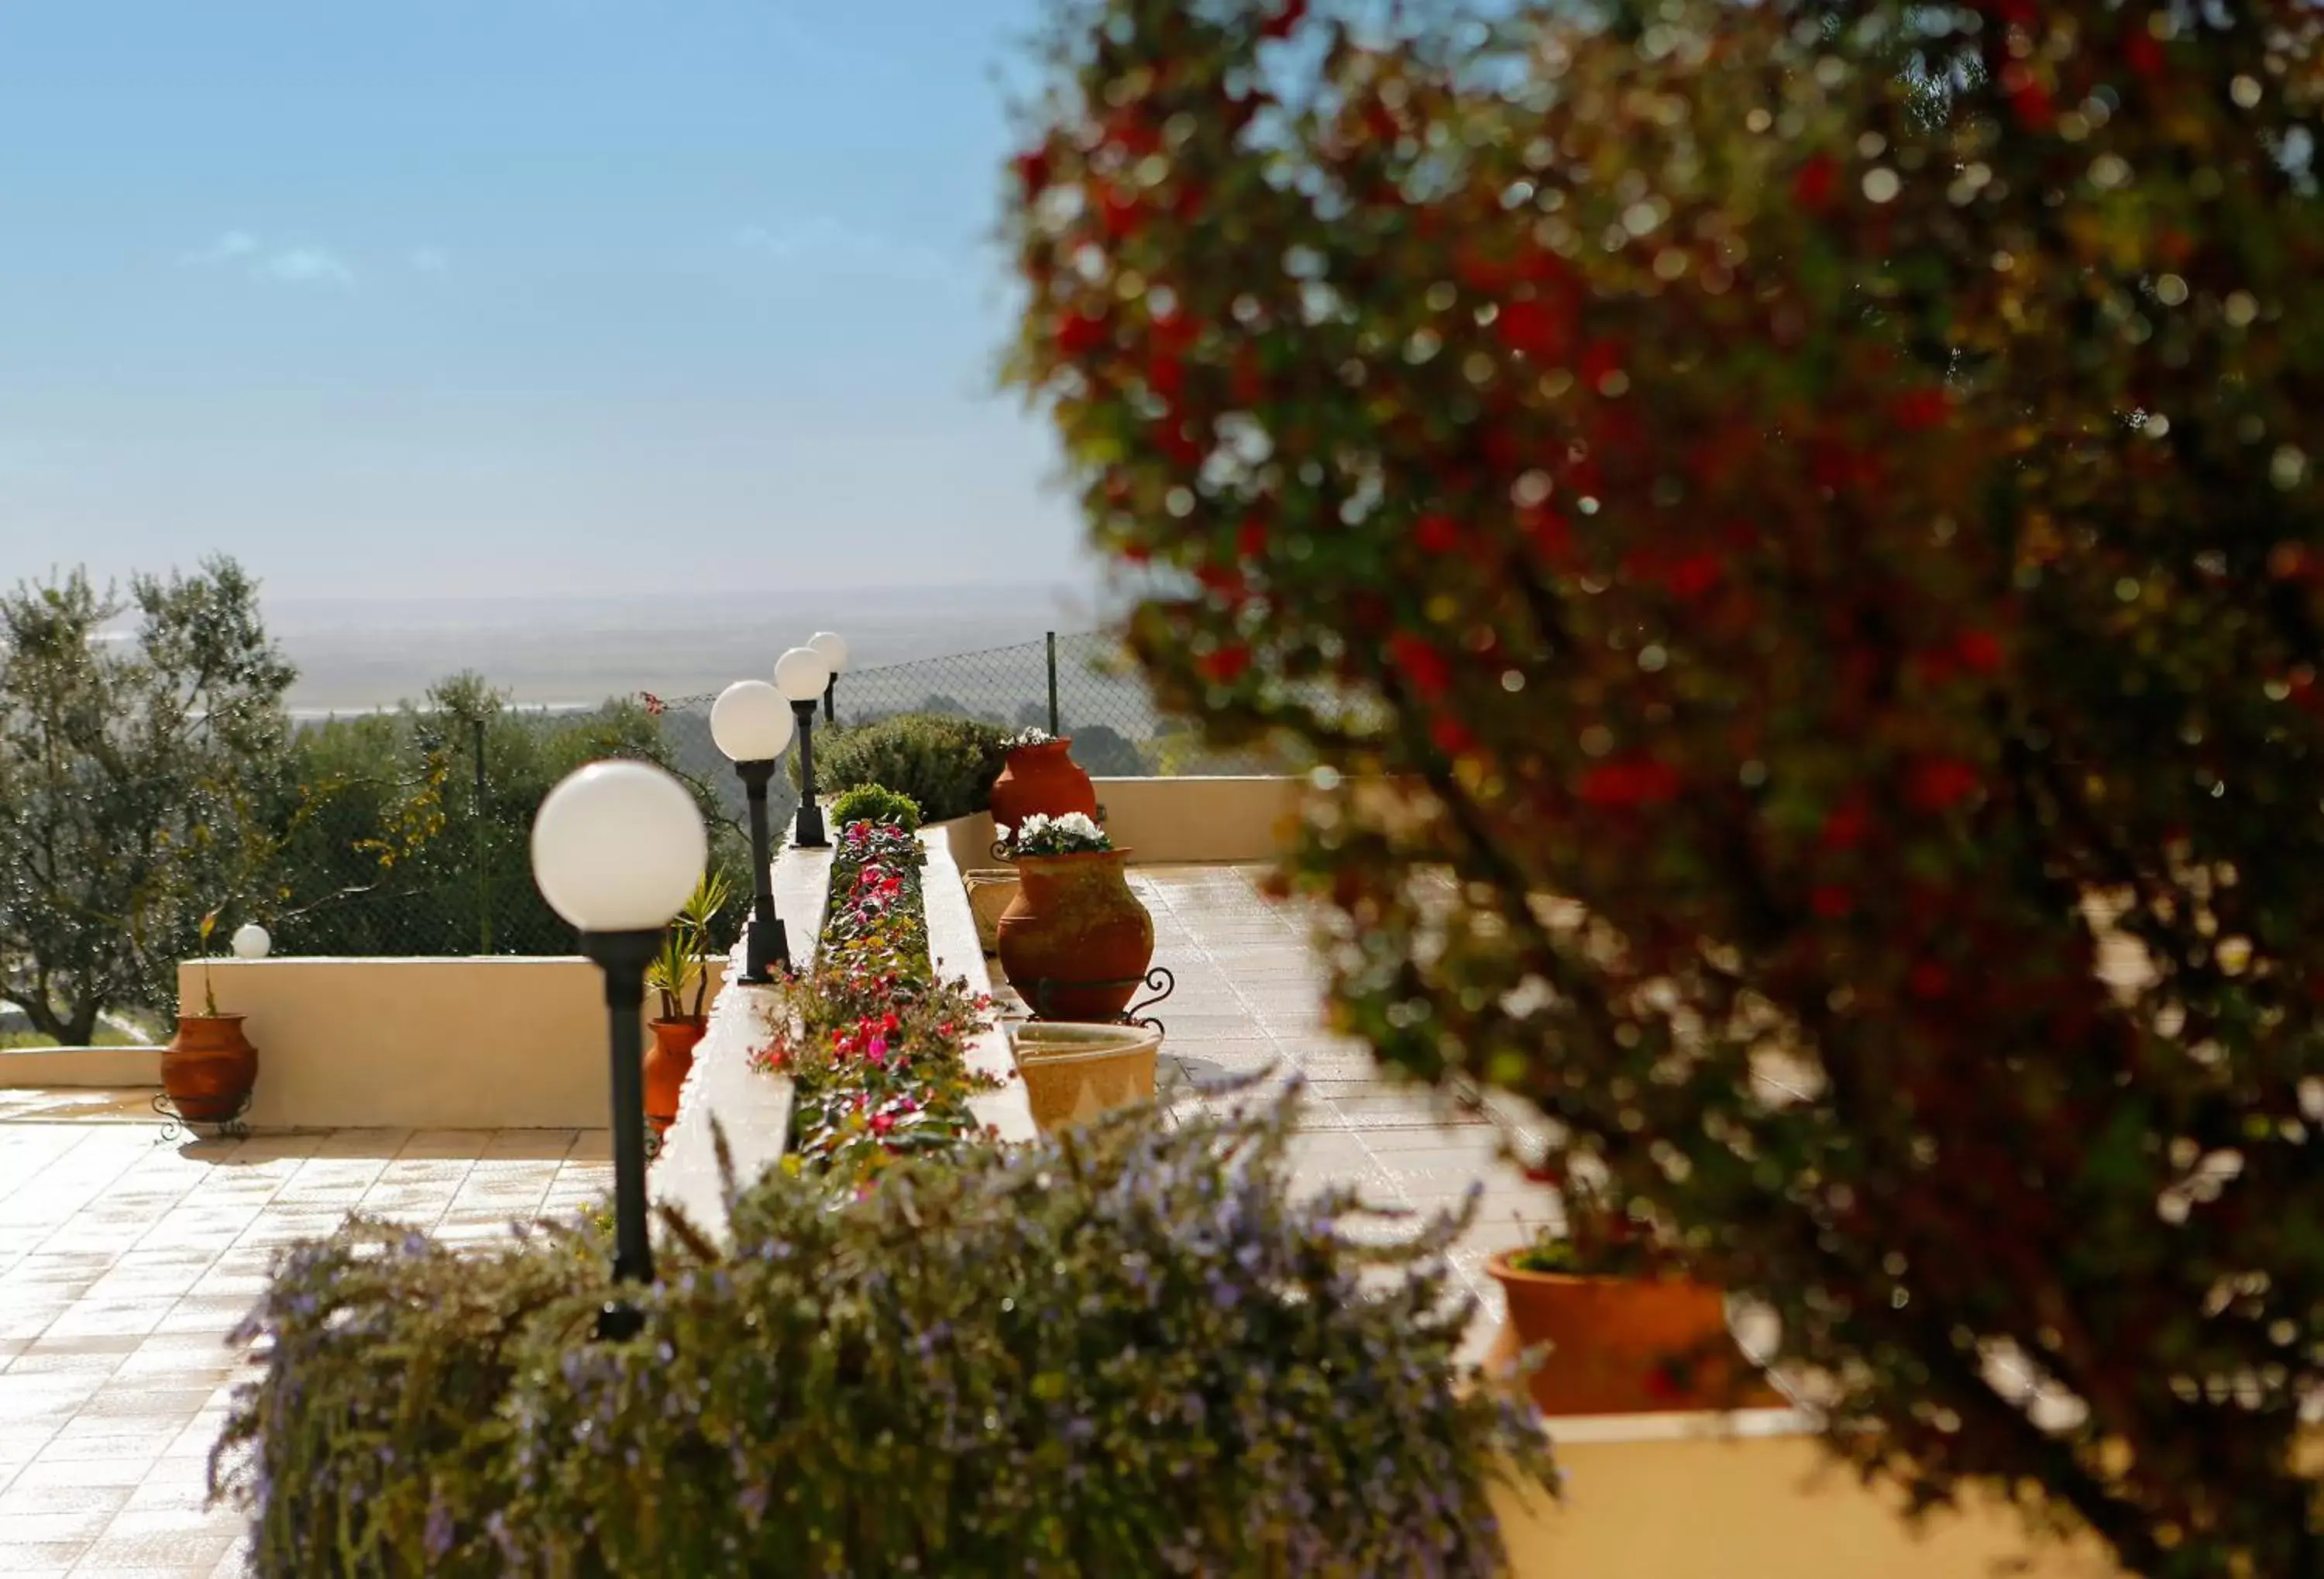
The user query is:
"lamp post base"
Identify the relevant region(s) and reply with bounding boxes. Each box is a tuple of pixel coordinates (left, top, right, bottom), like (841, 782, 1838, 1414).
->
(595, 1301, 645, 1342)
(737, 913, 792, 986)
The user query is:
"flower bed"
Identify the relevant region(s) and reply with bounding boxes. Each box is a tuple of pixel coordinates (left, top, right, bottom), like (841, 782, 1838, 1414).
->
(758, 816, 996, 1187)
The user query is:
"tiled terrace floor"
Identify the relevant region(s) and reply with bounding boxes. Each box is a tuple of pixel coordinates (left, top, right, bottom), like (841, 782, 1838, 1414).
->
(1133, 865, 1559, 1326)
(0, 1103, 609, 1577)
(0, 864, 1549, 1576)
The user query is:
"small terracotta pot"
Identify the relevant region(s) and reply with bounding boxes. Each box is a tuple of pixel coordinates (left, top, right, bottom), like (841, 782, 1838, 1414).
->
(645, 1017, 708, 1137)
(995, 850, 1155, 1021)
(164, 1015, 258, 1123)
(989, 739, 1099, 834)
(1487, 1253, 1776, 1416)
(1006, 1020, 1161, 1134)
(963, 869, 1021, 955)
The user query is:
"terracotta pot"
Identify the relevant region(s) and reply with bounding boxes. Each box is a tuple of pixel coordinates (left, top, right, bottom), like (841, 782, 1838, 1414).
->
(995, 850, 1154, 1020)
(1006, 1020, 1161, 1134)
(164, 1015, 258, 1123)
(1487, 1253, 1776, 1416)
(645, 1017, 708, 1137)
(989, 739, 1098, 834)
(963, 869, 1021, 955)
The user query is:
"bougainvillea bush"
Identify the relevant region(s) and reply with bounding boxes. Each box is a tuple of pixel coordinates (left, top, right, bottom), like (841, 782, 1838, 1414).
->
(1006, 0, 2324, 1572)
(760, 814, 996, 1185)
(210, 1098, 1552, 1577)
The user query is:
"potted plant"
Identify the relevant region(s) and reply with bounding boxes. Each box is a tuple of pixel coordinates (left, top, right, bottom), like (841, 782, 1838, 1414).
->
(164, 910, 260, 1123)
(1488, 1175, 1776, 1416)
(988, 726, 1099, 836)
(992, 812, 1154, 1021)
(642, 870, 732, 1137)
(1003, 1019, 1162, 1134)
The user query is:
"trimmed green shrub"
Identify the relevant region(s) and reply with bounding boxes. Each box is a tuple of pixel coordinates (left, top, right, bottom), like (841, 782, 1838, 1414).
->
(803, 712, 1012, 824)
(210, 1097, 1553, 1577)
(827, 782, 922, 834)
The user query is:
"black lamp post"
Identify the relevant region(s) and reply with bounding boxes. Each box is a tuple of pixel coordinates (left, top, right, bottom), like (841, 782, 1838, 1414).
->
(710, 679, 796, 985)
(809, 630, 849, 728)
(530, 759, 710, 1342)
(775, 645, 834, 850)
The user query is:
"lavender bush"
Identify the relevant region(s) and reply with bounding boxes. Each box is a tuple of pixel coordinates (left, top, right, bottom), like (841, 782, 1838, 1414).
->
(209, 1093, 1553, 1576)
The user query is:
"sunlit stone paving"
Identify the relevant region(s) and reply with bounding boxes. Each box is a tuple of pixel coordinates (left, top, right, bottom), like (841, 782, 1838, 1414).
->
(0, 865, 1541, 1577)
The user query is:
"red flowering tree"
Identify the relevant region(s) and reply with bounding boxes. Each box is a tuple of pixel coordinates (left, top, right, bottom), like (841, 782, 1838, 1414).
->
(1004, 0, 2324, 1572)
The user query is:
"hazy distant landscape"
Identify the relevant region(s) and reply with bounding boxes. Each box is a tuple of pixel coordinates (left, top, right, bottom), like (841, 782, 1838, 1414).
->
(270, 582, 1105, 716)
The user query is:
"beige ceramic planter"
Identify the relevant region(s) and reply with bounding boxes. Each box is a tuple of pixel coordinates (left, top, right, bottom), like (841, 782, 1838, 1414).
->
(963, 869, 1020, 955)
(1003, 1020, 1161, 1134)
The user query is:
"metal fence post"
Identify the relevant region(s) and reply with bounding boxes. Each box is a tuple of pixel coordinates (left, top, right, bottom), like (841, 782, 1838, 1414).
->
(1046, 631, 1061, 738)
(473, 717, 493, 955)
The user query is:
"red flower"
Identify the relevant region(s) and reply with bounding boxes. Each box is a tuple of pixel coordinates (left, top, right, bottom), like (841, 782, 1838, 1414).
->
(1820, 796, 1872, 852)
(1519, 504, 1571, 560)
(1055, 311, 1108, 357)
(1812, 885, 1855, 920)
(1793, 153, 1839, 212)
(1259, 0, 1307, 40)
(1238, 518, 1268, 560)
(1907, 757, 1982, 812)
(1666, 553, 1721, 601)
(639, 691, 665, 717)
(1577, 339, 1625, 391)
(1197, 645, 1250, 683)
(2009, 75, 2055, 131)
(1495, 297, 1573, 361)
(1415, 513, 1460, 553)
(2124, 28, 2165, 80)
(1389, 632, 1452, 697)
(1147, 356, 1184, 401)
(1579, 755, 1683, 808)
(1012, 147, 1052, 195)
(1957, 630, 2003, 674)
(1431, 717, 1475, 755)
(1895, 388, 1948, 432)
(1909, 961, 1951, 999)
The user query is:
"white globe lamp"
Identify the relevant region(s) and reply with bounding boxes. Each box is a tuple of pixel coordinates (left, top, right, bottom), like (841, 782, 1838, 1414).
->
(527, 758, 707, 1331)
(774, 646, 836, 850)
(806, 631, 849, 725)
(710, 680, 796, 984)
(230, 923, 272, 961)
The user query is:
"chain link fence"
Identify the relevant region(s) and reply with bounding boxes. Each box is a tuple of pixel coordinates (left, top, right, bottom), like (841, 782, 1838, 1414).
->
(254, 633, 1329, 961)
(658, 631, 1304, 779)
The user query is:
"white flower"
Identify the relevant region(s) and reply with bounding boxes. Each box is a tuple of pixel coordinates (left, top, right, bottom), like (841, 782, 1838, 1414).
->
(1053, 812, 1102, 841)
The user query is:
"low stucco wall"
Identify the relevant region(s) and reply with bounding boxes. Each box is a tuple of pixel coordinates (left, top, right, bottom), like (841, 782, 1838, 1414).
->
(929, 776, 1301, 869)
(1490, 1429, 2116, 1576)
(177, 955, 726, 1130)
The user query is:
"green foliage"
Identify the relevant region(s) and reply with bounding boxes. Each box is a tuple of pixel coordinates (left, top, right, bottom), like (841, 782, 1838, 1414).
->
(827, 781, 923, 833)
(1005, 1, 2324, 1571)
(275, 675, 746, 961)
(211, 1096, 1552, 1578)
(0, 560, 297, 1042)
(806, 711, 1012, 824)
(644, 869, 734, 1022)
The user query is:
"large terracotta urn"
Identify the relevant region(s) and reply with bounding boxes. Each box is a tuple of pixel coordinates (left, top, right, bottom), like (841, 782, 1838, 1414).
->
(645, 1017, 708, 1137)
(995, 850, 1154, 1021)
(989, 739, 1098, 834)
(163, 1015, 258, 1123)
(1486, 1254, 1777, 1416)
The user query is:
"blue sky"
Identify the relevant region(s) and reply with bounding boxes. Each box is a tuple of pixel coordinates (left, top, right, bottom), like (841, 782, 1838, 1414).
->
(0, 0, 1090, 600)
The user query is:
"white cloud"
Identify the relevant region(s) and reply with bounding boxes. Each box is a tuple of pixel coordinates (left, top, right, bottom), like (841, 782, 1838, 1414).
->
(180, 232, 358, 289)
(410, 246, 449, 274)
(181, 230, 259, 266)
(737, 218, 951, 284)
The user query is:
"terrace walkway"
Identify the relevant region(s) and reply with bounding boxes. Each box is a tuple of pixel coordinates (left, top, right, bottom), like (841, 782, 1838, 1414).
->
(0, 865, 1543, 1577)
